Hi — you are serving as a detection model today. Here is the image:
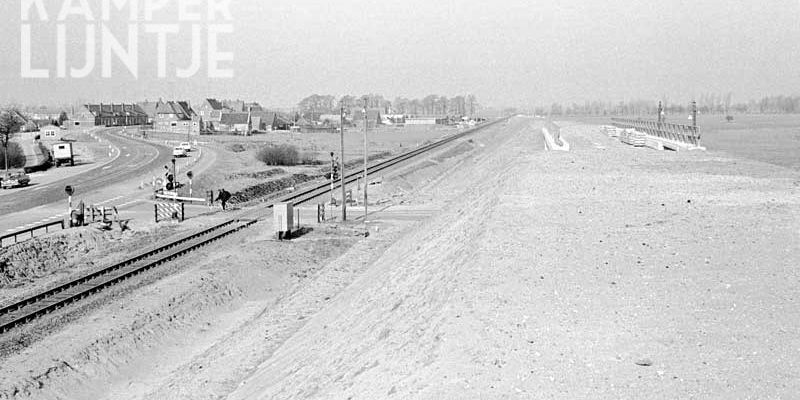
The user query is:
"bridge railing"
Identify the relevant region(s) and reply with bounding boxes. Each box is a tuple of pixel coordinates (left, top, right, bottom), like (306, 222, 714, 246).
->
(0, 220, 65, 247)
(611, 118, 700, 147)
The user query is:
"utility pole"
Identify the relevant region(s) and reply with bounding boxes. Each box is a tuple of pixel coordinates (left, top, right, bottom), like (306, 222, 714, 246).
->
(691, 101, 698, 128)
(657, 101, 663, 124)
(329, 151, 335, 205)
(340, 105, 346, 221)
(171, 158, 177, 192)
(362, 98, 368, 227)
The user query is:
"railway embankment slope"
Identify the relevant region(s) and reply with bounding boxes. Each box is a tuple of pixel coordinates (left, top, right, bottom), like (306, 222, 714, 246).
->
(1, 118, 798, 399)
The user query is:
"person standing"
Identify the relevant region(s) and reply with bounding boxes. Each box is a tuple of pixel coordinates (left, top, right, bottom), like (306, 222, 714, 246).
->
(216, 188, 231, 210)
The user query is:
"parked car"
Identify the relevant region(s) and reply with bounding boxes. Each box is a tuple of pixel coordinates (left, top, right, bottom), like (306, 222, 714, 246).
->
(1, 172, 31, 189)
(172, 146, 187, 157)
(179, 142, 192, 152)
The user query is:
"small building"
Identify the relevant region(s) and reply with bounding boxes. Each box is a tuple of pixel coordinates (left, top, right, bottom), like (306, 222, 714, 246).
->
(319, 114, 344, 126)
(218, 113, 251, 134)
(350, 108, 382, 129)
(405, 117, 438, 125)
(40, 125, 61, 139)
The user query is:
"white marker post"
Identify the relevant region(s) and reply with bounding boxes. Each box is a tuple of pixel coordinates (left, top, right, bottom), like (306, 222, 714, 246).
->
(65, 185, 74, 227)
(187, 171, 194, 197)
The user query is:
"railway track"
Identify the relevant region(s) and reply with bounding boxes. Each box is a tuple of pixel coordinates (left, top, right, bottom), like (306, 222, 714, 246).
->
(0, 117, 508, 335)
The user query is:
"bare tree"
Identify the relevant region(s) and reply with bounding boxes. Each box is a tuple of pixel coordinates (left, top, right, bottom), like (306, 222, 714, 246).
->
(0, 108, 25, 177)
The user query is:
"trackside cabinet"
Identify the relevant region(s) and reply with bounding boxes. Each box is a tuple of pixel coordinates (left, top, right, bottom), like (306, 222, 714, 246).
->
(274, 202, 294, 240)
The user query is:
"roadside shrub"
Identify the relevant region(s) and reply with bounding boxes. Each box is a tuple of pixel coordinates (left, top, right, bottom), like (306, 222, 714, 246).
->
(0, 142, 27, 169)
(256, 144, 300, 166)
(228, 143, 247, 153)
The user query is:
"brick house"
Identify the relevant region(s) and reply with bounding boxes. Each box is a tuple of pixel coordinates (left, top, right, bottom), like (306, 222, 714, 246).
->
(71, 104, 148, 128)
(153, 101, 201, 135)
(196, 98, 226, 132)
(250, 111, 291, 132)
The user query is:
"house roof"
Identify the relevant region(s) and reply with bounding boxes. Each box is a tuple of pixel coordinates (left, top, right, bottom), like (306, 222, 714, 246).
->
(155, 101, 195, 120)
(294, 116, 312, 127)
(222, 100, 245, 112)
(204, 98, 225, 110)
(137, 101, 162, 118)
(86, 104, 147, 118)
(244, 102, 264, 112)
(219, 113, 250, 125)
(350, 108, 382, 121)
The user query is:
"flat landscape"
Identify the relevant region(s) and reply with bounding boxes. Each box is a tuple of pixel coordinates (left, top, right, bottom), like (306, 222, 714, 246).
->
(1, 117, 797, 399)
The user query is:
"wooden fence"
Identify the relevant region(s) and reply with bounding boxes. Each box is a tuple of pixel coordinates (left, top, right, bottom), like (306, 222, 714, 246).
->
(611, 118, 701, 147)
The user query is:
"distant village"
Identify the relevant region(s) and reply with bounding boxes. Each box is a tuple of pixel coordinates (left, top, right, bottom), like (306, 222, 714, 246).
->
(10, 94, 486, 137)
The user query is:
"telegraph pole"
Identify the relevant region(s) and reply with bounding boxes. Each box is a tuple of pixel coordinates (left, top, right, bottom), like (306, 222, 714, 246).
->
(329, 151, 335, 205)
(362, 98, 368, 227)
(657, 101, 663, 124)
(340, 105, 346, 221)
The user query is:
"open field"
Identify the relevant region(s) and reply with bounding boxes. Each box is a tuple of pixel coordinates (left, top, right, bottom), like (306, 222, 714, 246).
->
(144, 125, 464, 200)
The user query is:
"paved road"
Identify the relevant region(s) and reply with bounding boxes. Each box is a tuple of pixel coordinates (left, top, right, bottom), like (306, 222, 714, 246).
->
(0, 129, 172, 216)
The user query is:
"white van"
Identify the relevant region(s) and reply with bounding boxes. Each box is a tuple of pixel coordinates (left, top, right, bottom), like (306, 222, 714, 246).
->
(172, 146, 187, 157)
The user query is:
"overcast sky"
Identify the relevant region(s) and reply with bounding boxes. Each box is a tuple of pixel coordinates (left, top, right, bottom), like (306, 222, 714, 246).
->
(2, 0, 799, 109)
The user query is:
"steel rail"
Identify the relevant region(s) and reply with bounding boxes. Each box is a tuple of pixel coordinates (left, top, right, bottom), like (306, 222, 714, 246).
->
(0, 117, 508, 334)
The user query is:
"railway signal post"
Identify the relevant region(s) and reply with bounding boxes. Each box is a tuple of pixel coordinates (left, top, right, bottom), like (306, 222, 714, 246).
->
(65, 185, 74, 226)
(187, 170, 193, 197)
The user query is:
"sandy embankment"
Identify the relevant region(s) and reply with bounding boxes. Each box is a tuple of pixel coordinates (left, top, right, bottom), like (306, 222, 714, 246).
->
(227, 120, 799, 399)
(1, 117, 797, 399)
(0, 118, 522, 399)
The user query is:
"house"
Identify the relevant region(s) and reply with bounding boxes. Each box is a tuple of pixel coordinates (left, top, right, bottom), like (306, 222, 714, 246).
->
(222, 100, 246, 113)
(351, 108, 382, 129)
(150, 101, 201, 135)
(28, 107, 64, 121)
(137, 100, 162, 124)
(196, 98, 226, 131)
(250, 111, 291, 131)
(384, 114, 405, 125)
(405, 117, 438, 125)
(70, 106, 97, 128)
(71, 103, 148, 128)
(40, 125, 61, 139)
(244, 102, 264, 112)
(319, 114, 344, 126)
(218, 113, 251, 134)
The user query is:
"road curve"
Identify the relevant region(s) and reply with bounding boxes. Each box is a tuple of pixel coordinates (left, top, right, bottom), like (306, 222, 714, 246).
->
(0, 129, 172, 216)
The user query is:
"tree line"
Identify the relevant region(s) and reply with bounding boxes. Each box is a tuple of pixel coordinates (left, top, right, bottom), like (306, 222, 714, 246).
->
(297, 94, 480, 121)
(538, 94, 800, 117)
